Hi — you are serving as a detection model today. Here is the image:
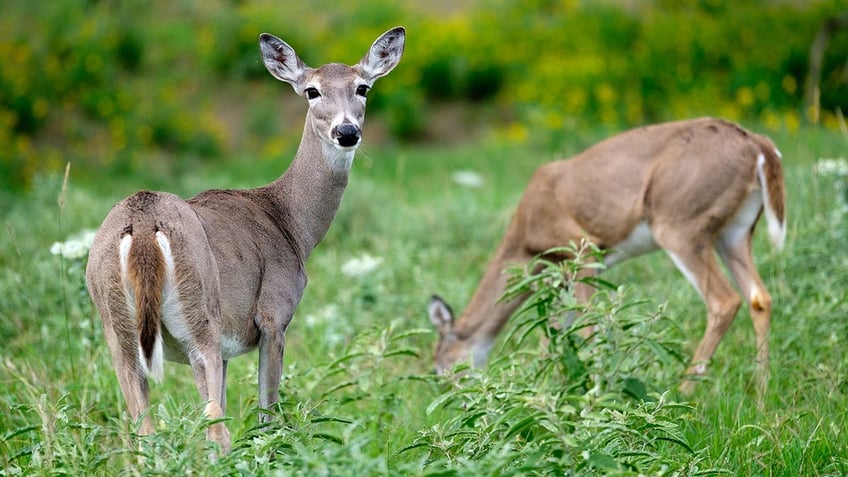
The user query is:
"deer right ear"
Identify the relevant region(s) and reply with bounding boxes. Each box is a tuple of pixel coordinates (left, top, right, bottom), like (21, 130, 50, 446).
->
(428, 295, 455, 335)
(259, 33, 307, 88)
(359, 26, 405, 82)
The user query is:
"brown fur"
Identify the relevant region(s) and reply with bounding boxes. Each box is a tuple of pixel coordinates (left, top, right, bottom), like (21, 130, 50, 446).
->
(430, 118, 786, 404)
(126, 229, 165, 370)
(85, 27, 405, 454)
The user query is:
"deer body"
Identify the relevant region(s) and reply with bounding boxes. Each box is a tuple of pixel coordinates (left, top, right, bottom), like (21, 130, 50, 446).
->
(429, 118, 785, 397)
(86, 27, 404, 453)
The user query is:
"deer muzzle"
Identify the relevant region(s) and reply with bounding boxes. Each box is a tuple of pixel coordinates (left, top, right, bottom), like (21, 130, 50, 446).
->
(334, 123, 361, 148)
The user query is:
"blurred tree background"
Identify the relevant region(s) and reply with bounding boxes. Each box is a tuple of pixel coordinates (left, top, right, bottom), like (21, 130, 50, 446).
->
(1, 0, 846, 192)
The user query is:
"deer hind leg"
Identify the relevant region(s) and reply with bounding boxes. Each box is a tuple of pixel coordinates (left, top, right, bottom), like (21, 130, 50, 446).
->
(661, 241, 742, 394)
(100, 303, 155, 437)
(179, 299, 230, 453)
(186, 346, 231, 454)
(716, 233, 772, 404)
(160, 237, 231, 453)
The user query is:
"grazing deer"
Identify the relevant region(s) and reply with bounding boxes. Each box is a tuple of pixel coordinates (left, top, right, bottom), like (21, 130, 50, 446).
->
(429, 118, 785, 397)
(85, 27, 405, 452)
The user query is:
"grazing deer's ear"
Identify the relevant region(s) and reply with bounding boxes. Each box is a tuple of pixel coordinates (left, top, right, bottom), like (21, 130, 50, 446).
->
(428, 294, 454, 335)
(359, 26, 405, 82)
(259, 33, 307, 88)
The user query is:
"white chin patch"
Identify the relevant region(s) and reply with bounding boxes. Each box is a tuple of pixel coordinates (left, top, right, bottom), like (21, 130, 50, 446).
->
(323, 141, 356, 171)
(471, 339, 494, 368)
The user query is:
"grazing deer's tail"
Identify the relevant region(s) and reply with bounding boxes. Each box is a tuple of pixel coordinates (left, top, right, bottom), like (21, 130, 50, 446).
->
(756, 141, 787, 251)
(119, 229, 165, 383)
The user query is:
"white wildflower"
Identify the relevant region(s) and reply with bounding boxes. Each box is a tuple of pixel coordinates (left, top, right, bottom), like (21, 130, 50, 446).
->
(302, 305, 344, 346)
(324, 329, 344, 347)
(815, 158, 848, 224)
(814, 157, 848, 177)
(303, 304, 339, 328)
(341, 253, 383, 277)
(50, 229, 97, 260)
(451, 170, 484, 188)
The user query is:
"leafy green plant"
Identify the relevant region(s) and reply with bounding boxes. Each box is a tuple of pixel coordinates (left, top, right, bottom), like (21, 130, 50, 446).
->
(3, 0, 846, 191)
(407, 241, 704, 475)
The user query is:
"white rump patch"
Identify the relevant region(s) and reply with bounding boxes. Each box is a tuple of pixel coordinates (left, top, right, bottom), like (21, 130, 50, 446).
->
(118, 234, 135, 314)
(156, 232, 188, 349)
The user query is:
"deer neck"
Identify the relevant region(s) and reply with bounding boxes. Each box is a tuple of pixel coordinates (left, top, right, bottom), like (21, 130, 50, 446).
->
(457, 247, 526, 341)
(265, 118, 354, 259)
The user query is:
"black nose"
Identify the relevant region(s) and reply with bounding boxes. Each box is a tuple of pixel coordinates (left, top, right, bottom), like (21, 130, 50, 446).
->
(334, 123, 361, 147)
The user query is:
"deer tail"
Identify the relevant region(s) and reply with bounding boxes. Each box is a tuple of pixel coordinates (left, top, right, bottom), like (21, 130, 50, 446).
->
(756, 142, 787, 251)
(119, 228, 165, 383)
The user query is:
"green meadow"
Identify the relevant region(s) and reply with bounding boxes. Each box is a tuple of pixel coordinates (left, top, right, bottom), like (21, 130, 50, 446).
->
(2, 125, 847, 475)
(2, 0, 848, 475)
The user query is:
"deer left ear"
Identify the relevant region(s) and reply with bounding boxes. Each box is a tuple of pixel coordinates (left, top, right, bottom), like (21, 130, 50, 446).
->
(259, 33, 307, 88)
(359, 26, 405, 82)
(428, 294, 455, 335)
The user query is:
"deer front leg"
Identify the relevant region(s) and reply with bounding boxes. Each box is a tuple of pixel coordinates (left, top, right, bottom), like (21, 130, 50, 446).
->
(572, 267, 599, 340)
(256, 307, 294, 422)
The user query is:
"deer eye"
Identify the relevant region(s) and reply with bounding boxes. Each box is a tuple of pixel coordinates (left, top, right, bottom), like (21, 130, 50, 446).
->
(355, 84, 370, 97)
(304, 87, 320, 99)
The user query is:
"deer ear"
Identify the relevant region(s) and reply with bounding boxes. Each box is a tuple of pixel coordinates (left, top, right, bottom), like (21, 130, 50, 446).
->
(359, 26, 405, 82)
(428, 294, 455, 335)
(259, 33, 307, 88)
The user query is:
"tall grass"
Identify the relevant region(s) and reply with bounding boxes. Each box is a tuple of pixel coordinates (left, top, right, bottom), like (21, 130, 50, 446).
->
(1, 124, 847, 475)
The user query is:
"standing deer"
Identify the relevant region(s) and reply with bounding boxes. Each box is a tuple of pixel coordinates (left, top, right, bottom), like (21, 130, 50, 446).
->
(85, 27, 405, 452)
(428, 118, 785, 397)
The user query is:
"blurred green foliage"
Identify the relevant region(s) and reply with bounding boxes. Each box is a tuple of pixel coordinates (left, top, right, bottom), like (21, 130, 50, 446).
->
(1, 0, 846, 192)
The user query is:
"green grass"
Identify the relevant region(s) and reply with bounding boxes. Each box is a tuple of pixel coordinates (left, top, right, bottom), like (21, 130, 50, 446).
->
(1, 123, 847, 475)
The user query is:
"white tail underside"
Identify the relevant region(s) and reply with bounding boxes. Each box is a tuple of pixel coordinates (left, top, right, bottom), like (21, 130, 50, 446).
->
(757, 152, 786, 250)
(118, 233, 165, 383)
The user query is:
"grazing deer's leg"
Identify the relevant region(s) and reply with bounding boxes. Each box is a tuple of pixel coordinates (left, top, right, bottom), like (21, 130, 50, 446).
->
(661, 238, 742, 394)
(546, 266, 597, 339)
(716, 234, 772, 402)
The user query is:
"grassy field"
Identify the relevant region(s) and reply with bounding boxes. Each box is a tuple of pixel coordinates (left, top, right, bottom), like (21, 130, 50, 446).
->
(1, 122, 847, 475)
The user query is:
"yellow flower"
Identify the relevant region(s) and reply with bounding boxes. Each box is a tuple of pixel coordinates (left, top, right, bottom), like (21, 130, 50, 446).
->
(33, 98, 49, 119)
(781, 75, 797, 95)
(735, 87, 754, 107)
